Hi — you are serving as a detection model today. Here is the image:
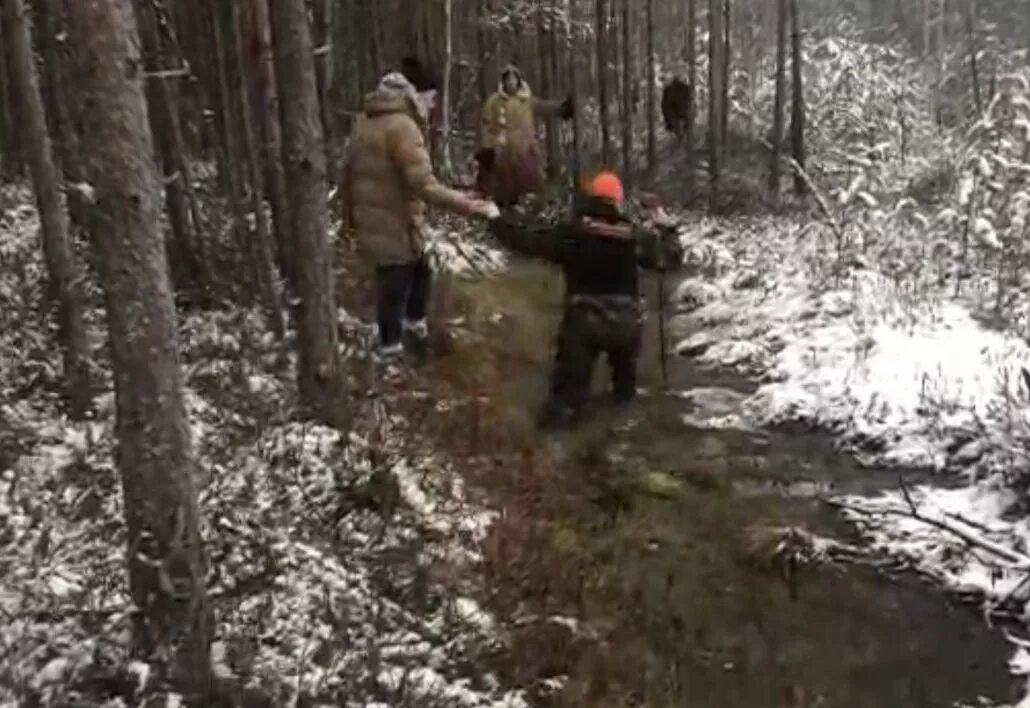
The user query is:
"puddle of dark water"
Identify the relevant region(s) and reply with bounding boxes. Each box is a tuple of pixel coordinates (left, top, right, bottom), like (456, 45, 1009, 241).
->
(458, 265, 1021, 707)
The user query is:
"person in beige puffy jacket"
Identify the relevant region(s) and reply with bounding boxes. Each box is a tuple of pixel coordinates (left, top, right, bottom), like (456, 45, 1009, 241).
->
(344, 58, 498, 358)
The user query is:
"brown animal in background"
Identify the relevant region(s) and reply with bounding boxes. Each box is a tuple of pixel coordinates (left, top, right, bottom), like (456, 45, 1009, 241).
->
(661, 77, 693, 139)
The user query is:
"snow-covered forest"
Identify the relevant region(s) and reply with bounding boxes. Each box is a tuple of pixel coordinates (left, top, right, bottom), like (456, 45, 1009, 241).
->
(3, 0, 1030, 706)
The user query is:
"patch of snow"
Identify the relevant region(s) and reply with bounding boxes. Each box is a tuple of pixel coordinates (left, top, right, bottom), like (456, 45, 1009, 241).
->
(672, 213, 1030, 704)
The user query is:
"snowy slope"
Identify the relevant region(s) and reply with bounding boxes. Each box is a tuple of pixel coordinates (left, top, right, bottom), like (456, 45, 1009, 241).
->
(0, 186, 524, 707)
(671, 214, 1030, 704)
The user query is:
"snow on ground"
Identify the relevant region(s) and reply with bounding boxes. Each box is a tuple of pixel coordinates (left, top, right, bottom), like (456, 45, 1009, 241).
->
(0, 186, 523, 707)
(670, 213, 1030, 704)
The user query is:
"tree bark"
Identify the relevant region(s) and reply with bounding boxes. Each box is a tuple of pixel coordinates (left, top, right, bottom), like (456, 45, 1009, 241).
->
(230, 0, 284, 340)
(721, 0, 731, 154)
(965, 0, 983, 116)
(565, 0, 581, 186)
(0, 10, 22, 178)
(439, 0, 455, 178)
(685, 0, 697, 202)
(136, 0, 202, 291)
(770, 0, 787, 195)
(65, 0, 209, 697)
(789, 0, 807, 196)
(708, 0, 725, 211)
(211, 2, 247, 253)
(645, 0, 657, 180)
(620, 0, 633, 188)
(271, 0, 340, 420)
(595, 0, 611, 166)
(248, 0, 292, 286)
(5, 0, 92, 417)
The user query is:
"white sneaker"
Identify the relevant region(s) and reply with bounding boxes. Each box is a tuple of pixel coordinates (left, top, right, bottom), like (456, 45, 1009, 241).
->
(374, 342, 404, 361)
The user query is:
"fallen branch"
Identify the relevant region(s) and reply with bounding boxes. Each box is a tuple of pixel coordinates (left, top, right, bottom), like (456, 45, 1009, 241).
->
(832, 492, 1030, 571)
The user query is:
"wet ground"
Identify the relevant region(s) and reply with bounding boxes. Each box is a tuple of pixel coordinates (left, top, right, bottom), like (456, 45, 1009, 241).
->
(448, 258, 1021, 707)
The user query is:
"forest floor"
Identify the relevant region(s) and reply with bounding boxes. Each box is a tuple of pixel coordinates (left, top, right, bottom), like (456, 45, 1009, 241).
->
(7, 34, 1030, 702)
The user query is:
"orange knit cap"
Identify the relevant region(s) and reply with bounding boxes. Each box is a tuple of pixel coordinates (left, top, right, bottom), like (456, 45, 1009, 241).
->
(588, 171, 624, 206)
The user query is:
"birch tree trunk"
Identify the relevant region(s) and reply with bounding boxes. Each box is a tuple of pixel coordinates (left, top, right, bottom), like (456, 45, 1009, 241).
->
(66, 0, 209, 697)
(5, 0, 92, 417)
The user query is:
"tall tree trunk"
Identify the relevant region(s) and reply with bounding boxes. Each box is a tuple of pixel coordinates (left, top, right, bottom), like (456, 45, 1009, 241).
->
(476, 0, 489, 116)
(271, 0, 340, 420)
(211, 2, 247, 255)
(721, 0, 731, 154)
(789, 0, 807, 196)
(965, 0, 983, 116)
(230, 0, 284, 340)
(595, 0, 612, 166)
(249, 0, 292, 286)
(32, 0, 90, 231)
(5, 0, 92, 417)
(539, 2, 560, 176)
(708, 0, 725, 211)
(565, 0, 581, 186)
(66, 0, 209, 697)
(770, 0, 787, 195)
(620, 0, 633, 188)
(136, 0, 201, 291)
(685, 0, 697, 202)
(0, 10, 22, 178)
(439, 0, 455, 178)
(311, 0, 332, 146)
(645, 0, 657, 180)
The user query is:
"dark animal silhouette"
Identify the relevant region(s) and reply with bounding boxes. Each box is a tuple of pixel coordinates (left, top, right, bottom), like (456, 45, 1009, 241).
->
(661, 78, 693, 139)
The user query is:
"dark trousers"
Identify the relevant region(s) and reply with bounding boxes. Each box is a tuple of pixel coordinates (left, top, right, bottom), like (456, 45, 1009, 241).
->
(376, 257, 432, 347)
(546, 298, 642, 420)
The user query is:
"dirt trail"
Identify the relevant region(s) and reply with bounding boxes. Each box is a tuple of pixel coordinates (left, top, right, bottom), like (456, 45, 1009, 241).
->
(442, 256, 1020, 707)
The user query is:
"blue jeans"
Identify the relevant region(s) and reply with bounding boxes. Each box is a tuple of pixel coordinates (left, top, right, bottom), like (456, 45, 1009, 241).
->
(376, 257, 432, 347)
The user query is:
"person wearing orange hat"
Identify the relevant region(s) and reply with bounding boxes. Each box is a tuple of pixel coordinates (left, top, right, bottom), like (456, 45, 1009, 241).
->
(488, 171, 683, 428)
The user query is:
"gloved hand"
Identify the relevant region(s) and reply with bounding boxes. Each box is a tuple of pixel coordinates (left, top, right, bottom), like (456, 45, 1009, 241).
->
(559, 95, 574, 121)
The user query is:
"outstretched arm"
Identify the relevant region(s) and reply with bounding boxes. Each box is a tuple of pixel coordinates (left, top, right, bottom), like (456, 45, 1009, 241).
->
(532, 95, 573, 121)
(488, 214, 566, 264)
(390, 119, 484, 215)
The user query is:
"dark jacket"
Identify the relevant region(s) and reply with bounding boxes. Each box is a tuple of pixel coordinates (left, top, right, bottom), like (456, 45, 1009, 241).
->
(489, 196, 683, 301)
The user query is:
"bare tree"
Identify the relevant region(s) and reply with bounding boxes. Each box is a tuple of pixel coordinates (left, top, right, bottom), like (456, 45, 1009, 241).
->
(789, 0, 807, 196)
(685, 0, 697, 201)
(229, 0, 285, 339)
(440, 0, 455, 178)
(271, 0, 340, 420)
(770, 0, 787, 195)
(596, 0, 612, 166)
(4, 0, 92, 417)
(248, 0, 292, 285)
(0, 10, 22, 179)
(65, 0, 209, 697)
(708, 0, 725, 211)
(620, 0, 633, 187)
(645, 0, 657, 180)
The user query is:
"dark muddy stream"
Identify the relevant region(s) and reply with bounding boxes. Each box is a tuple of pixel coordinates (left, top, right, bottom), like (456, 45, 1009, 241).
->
(450, 258, 1021, 707)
